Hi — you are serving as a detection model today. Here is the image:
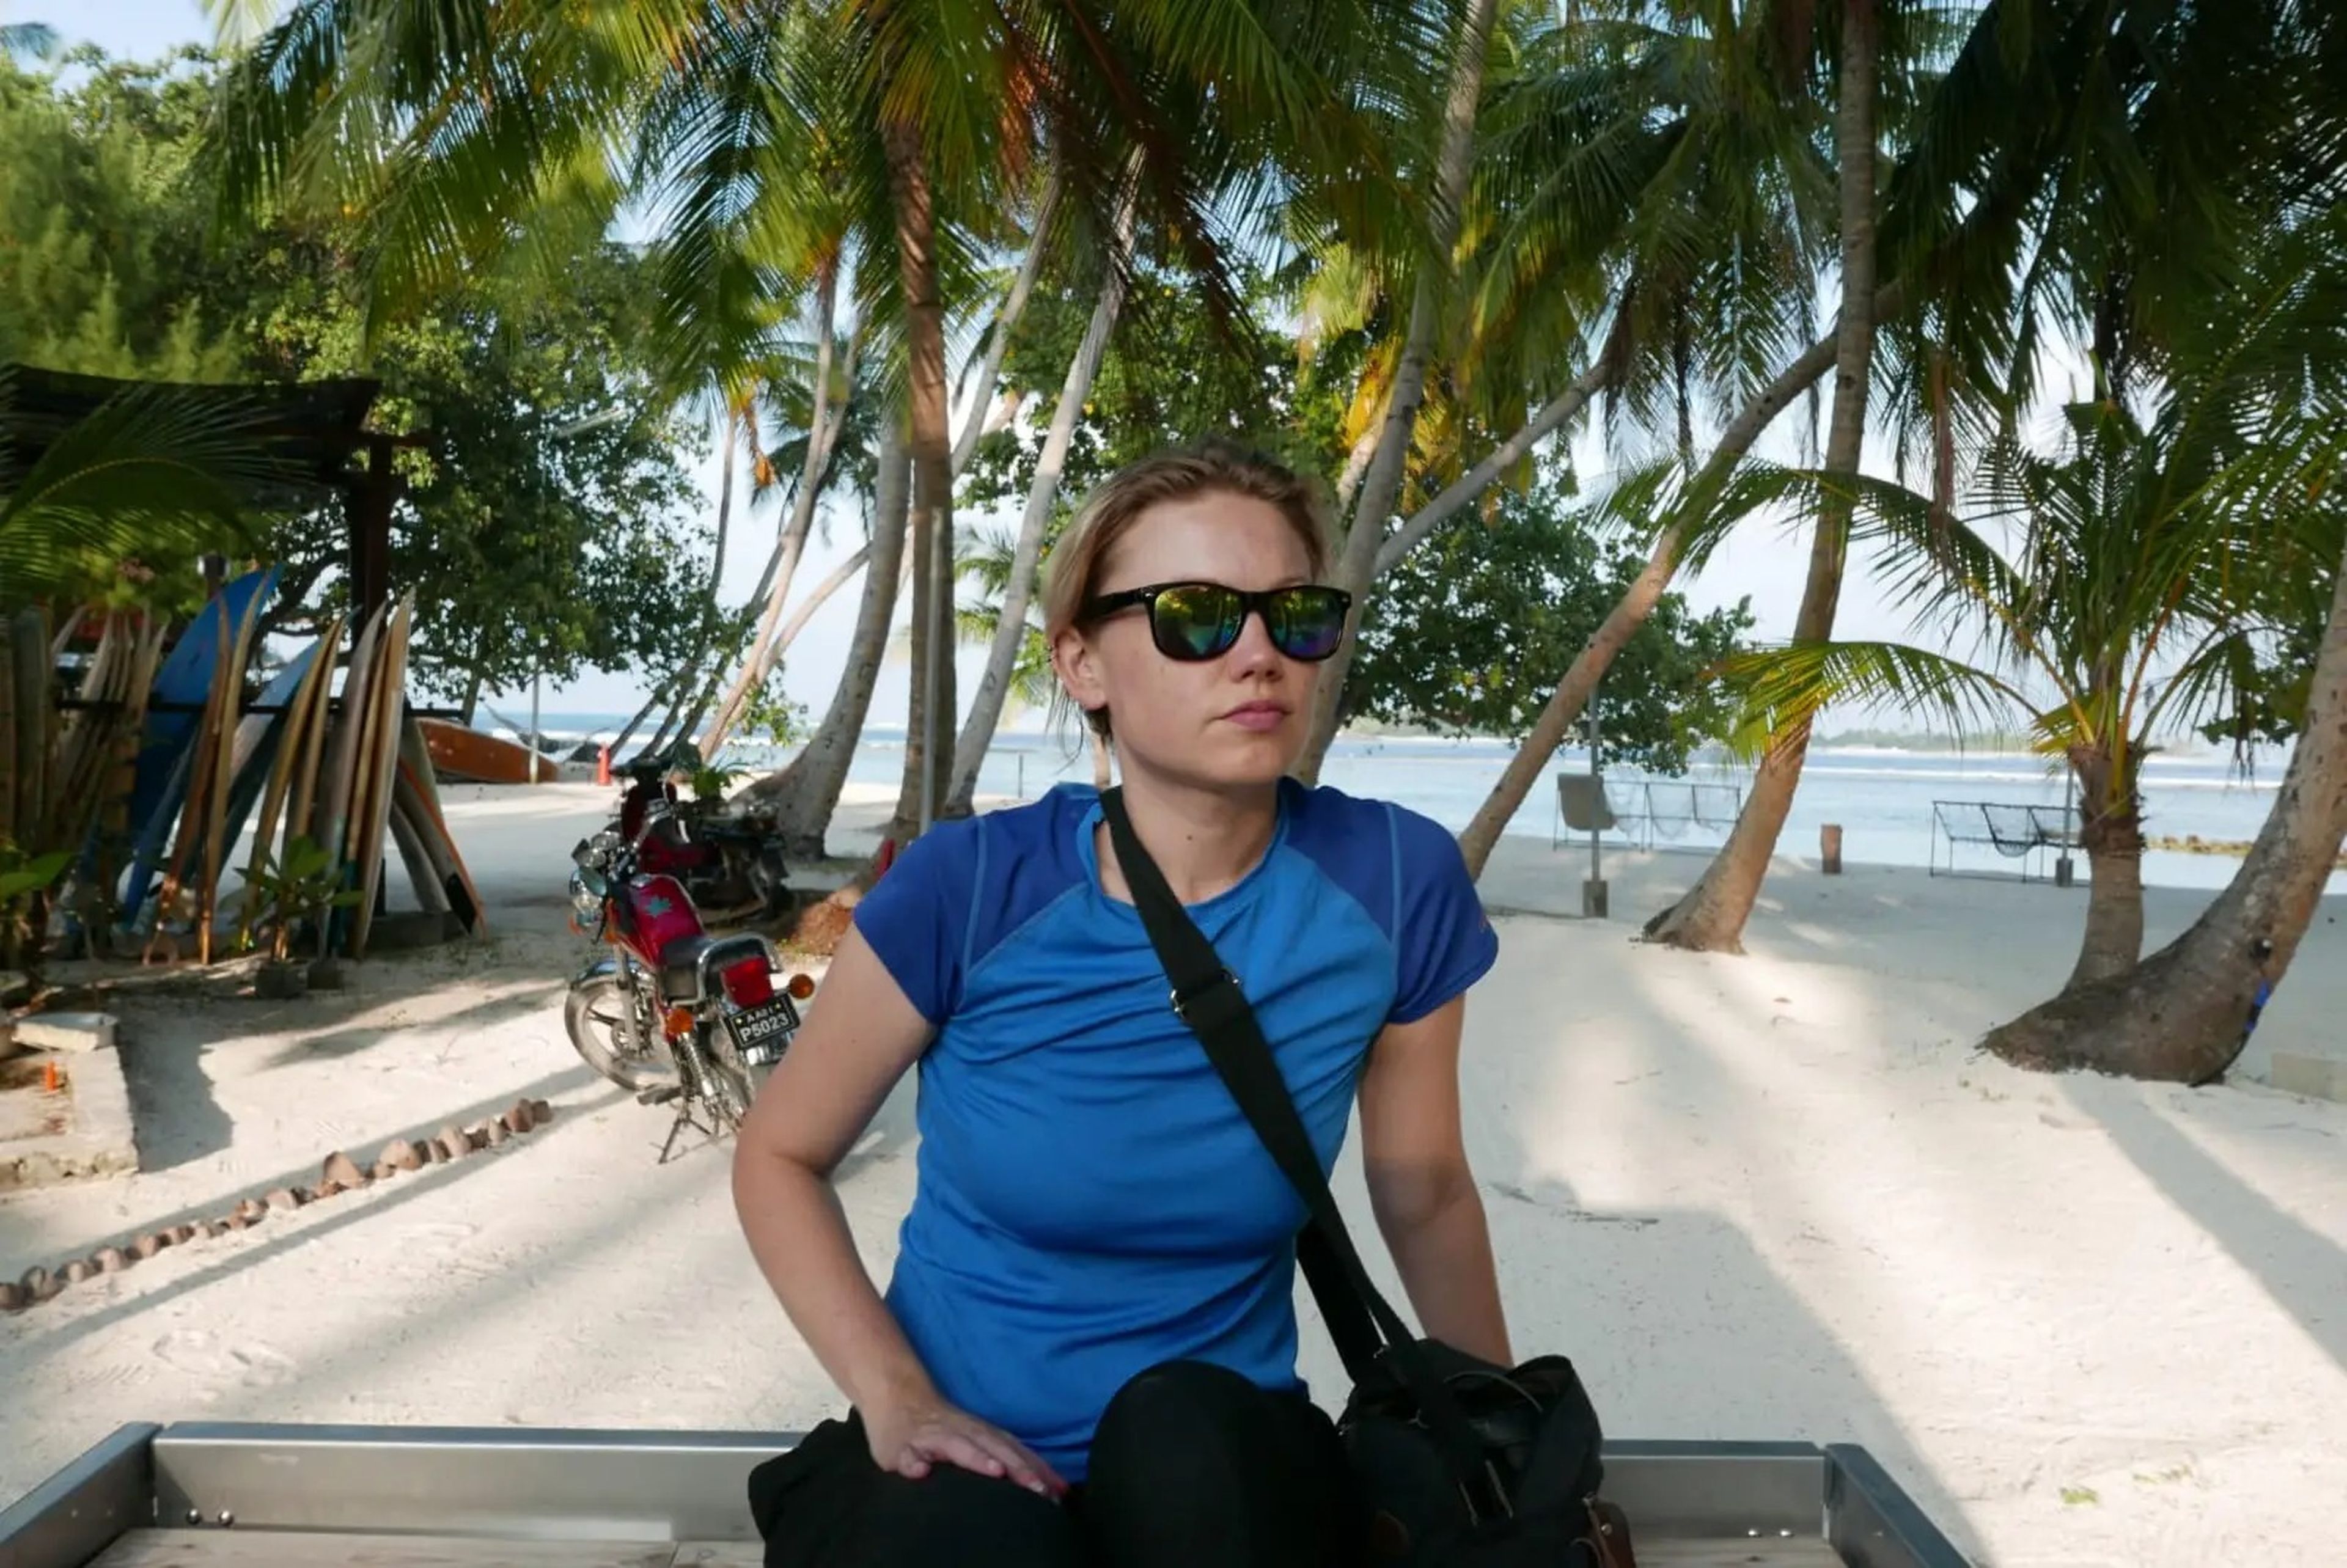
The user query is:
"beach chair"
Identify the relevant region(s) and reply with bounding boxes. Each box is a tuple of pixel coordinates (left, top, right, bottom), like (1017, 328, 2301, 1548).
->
(1555, 772, 1641, 849)
(1930, 799, 2077, 884)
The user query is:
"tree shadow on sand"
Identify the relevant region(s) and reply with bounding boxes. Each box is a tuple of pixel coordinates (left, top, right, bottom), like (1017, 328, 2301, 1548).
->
(2074, 1089, 2347, 1376)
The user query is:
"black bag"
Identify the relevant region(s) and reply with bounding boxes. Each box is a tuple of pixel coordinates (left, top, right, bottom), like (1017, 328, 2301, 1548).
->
(1101, 788, 1637, 1568)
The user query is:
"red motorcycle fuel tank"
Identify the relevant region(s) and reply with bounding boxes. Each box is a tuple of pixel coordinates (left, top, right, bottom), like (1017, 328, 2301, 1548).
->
(614, 874, 776, 1007)
(614, 873, 703, 967)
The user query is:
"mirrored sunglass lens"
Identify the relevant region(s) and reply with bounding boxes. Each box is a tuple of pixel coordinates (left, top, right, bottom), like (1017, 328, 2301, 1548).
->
(1269, 589, 1346, 659)
(1152, 585, 1241, 658)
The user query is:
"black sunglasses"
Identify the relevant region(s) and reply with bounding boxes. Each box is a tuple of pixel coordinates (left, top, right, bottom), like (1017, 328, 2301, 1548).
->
(1081, 581, 1354, 663)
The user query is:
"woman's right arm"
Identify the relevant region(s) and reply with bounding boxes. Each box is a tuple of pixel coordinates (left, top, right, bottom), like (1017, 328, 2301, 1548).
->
(732, 926, 1064, 1497)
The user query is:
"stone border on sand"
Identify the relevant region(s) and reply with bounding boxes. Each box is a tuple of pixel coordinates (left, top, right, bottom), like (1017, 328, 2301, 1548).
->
(1, 1097, 556, 1314)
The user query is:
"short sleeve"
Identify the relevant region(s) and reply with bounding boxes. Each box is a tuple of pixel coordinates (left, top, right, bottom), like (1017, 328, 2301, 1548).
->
(1387, 805, 1499, 1024)
(850, 816, 984, 1025)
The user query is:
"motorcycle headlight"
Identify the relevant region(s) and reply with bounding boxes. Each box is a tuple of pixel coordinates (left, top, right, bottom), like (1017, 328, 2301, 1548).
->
(568, 868, 603, 921)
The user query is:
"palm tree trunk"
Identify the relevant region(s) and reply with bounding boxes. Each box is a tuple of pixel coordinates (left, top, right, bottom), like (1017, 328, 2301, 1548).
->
(952, 170, 1059, 478)
(885, 118, 956, 848)
(944, 185, 1137, 818)
(1453, 326, 1845, 877)
(2065, 745, 2147, 987)
(617, 411, 742, 760)
(1985, 535, 2347, 1080)
(1373, 358, 1611, 576)
(652, 416, 753, 753)
(752, 415, 911, 861)
(702, 267, 854, 757)
(1332, 425, 1379, 514)
(1298, 0, 1499, 782)
(1642, 0, 1879, 953)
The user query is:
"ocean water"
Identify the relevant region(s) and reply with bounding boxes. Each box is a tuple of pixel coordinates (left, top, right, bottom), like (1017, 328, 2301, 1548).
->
(527, 713, 2304, 893)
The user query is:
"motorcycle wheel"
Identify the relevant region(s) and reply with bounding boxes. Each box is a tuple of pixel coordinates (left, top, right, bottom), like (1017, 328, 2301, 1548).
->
(703, 1051, 771, 1130)
(564, 973, 675, 1093)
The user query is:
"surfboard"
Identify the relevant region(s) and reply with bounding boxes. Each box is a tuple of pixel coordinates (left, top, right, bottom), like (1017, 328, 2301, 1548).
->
(314, 604, 387, 906)
(187, 577, 277, 962)
(394, 718, 485, 937)
(385, 793, 451, 917)
(238, 621, 342, 943)
(122, 567, 279, 910)
(348, 596, 413, 960)
(282, 615, 342, 872)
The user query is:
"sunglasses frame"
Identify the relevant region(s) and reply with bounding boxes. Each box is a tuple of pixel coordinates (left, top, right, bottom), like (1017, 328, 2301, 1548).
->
(1080, 580, 1355, 663)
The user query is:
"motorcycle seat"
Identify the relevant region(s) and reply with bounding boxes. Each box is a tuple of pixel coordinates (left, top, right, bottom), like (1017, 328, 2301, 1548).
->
(659, 932, 773, 1002)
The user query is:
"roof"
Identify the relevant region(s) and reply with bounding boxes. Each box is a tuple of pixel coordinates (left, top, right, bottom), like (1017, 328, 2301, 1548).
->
(1, 361, 389, 508)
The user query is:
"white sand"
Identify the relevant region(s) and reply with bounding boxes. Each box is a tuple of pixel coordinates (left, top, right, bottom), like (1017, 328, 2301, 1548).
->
(4, 781, 2345, 1568)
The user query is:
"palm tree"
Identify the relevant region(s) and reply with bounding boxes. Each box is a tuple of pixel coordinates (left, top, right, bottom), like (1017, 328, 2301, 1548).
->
(1717, 191, 2347, 1062)
(1296, 0, 1502, 774)
(1986, 526, 2347, 1082)
(942, 164, 1139, 818)
(699, 271, 864, 758)
(1641, 0, 1882, 950)
(1709, 406, 2314, 991)
(1451, 0, 2347, 881)
(955, 519, 1061, 719)
(2, 23, 57, 62)
(758, 405, 912, 862)
(1647, 0, 2346, 947)
(210, 0, 1397, 797)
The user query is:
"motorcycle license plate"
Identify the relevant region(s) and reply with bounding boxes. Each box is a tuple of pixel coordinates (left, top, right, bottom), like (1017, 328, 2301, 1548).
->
(725, 995, 800, 1065)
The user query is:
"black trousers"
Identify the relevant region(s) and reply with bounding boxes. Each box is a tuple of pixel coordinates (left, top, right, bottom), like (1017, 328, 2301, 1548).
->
(748, 1360, 1364, 1567)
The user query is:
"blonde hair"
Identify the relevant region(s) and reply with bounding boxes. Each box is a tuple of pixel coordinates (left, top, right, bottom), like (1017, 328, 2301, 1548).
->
(1042, 441, 1334, 770)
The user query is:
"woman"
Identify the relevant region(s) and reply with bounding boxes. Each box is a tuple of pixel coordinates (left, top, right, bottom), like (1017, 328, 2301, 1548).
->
(733, 442, 1509, 1567)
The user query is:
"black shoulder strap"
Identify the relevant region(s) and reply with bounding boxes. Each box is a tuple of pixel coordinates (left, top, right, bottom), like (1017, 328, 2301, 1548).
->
(1099, 787, 1412, 1376)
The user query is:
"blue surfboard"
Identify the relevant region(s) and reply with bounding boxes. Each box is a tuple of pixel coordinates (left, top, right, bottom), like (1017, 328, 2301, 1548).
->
(118, 566, 281, 918)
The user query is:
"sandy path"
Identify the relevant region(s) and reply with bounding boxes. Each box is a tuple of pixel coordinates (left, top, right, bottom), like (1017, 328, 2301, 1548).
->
(3, 783, 2343, 1567)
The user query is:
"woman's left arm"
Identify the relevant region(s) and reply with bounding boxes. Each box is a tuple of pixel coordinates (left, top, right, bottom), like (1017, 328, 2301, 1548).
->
(1356, 992, 1512, 1366)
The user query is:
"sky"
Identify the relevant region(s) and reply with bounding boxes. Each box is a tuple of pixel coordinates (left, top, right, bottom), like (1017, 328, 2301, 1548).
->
(28, 0, 2050, 735)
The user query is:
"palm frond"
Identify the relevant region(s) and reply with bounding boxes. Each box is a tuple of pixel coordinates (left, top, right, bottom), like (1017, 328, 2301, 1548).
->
(0, 374, 289, 603)
(1713, 639, 2035, 760)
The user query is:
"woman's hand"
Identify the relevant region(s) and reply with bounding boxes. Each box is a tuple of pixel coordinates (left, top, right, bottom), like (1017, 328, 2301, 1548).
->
(864, 1384, 1068, 1500)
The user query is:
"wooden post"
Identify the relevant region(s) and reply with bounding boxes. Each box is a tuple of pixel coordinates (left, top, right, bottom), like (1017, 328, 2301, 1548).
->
(1821, 823, 1844, 876)
(1582, 675, 1607, 918)
(349, 435, 397, 631)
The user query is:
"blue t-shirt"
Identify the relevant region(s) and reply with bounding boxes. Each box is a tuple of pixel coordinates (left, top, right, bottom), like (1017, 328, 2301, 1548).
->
(850, 779, 1498, 1479)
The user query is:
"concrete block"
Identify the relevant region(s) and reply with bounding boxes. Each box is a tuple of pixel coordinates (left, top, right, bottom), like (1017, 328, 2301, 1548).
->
(0, 1039, 139, 1190)
(13, 1013, 117, 1053)
(2270, 1052, 2347, 1105)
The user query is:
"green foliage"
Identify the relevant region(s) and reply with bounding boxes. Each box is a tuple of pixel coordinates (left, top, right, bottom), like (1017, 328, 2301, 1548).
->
(735, 670, 813, 749)
(960, 258, 1332, 518)
(955, 519, 1060, 714)
(0, 370, 279, 607)
(686, 761, 745, 803)
(0, 50, 243, 382)
(240, 833, 360, 964)
(342, 246, 715, 703)
(1351, 480, 1754, 773)
(0, 48, 714, 703)
(0, 840, 72, 972)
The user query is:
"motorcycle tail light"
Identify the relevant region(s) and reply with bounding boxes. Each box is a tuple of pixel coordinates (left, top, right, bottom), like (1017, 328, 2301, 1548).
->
(719, 956, 774, 1006)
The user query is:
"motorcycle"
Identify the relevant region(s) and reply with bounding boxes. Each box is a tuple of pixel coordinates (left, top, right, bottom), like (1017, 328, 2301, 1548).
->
(612, 742, 792, 920)
(564, 794, 816, 1162)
